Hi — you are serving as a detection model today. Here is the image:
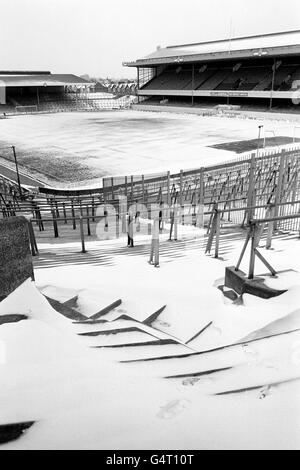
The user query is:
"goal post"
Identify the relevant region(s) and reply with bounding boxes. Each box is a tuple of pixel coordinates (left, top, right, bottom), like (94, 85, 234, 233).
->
(293, 125, 300, 143)
(263, 129, 276, 148)
(264, 125, 300, 147)
(15, 105, 38, 114)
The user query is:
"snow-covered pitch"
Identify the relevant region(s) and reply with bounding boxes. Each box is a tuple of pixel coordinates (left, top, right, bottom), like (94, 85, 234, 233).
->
(0, 110, 299, 186)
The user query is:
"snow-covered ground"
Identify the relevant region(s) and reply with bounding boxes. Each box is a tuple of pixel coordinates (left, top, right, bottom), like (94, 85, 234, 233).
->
(0, 110, 299, 186)
(1, 223, 300, 449)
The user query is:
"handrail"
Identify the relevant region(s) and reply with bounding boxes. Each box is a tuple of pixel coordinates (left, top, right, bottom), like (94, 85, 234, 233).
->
(251, 213, 300, 224)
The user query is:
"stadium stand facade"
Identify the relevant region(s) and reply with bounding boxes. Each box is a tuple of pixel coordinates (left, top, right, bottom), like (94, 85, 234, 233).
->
(0, 71, 91, 109)
(0, 71, 135, 113)
(124, 30, 300, 110)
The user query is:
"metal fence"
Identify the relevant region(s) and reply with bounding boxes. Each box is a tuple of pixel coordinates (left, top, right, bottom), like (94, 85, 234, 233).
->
(102, 146, 300, 231)
(1, 145, 300, 233)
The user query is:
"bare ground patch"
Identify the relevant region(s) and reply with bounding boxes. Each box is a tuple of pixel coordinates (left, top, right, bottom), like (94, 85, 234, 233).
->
(0, 142, 104, 184)
(209, 136, 300, 153)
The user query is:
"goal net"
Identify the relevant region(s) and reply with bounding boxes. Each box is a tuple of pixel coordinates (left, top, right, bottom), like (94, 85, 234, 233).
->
(262, 125, 300, 149)
(293, 125, 300, 143)
(15, 105, 38, 114)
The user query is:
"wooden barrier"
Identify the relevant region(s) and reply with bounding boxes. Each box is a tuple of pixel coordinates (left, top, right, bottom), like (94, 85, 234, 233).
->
(205, 206, 221, 258)
(149, 218, 160, 267)
(27, 220, 39, 256)
(79, 216, 86, 253)
(169, 206, 178, 241)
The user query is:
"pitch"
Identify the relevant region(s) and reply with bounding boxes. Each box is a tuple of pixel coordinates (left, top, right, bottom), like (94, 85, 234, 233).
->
(0, 110, 298, 187)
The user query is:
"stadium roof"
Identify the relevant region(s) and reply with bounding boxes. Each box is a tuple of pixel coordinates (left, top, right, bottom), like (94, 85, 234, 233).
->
(124, 30, 300, 66)
(0, 70, 51, 75)
(0, 73, 91, 87)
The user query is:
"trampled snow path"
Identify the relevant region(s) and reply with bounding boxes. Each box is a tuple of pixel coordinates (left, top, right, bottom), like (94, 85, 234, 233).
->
(0, 223, 300, 449)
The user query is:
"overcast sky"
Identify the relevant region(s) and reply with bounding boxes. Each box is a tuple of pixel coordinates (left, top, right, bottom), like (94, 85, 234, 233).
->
(0, 0, 299, 78)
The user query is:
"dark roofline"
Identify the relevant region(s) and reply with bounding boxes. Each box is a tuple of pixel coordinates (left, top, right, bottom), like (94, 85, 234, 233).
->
(0, 71, 51, 75)
(124, 44, 300, 67)
(166, 29, 300, 50)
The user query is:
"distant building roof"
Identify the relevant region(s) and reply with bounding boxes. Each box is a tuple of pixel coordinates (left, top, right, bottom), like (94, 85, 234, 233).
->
(125, 30, 300, 66)
(0, 70, 51, 75)
(94, 81, 109, 92)
(0, 73, 91, 87)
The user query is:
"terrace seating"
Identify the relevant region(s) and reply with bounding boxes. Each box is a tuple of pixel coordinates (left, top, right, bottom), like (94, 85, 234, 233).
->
(144, 66, 265, 92)
(8, 96, 39, 107)
(216, 66, 271, 91)
(216, 71, 241, 91)
(183, 68, 218, 90)
(196, 69, 232, 90)
(143, 70, 192, 90)
(141, 62, 300, 94)
(142, 67, 229, 92)
(253, 72, 273, 91)
(265, 66, 298, 90)
(0, 91, 132, 114)
(237, 68, 271, 91)
(279, 66, 300, 90)
(141, 72, 172, 90)
(290, 66, 300, 84)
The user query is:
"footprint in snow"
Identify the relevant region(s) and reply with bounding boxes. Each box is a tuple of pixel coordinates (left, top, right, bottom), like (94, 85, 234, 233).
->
(155, 320, 171, 328)
(259, 385, 271, 400)
(157, 399, 190, 419)
(242, 344, 259, 358)
(182, 378, 200, 387)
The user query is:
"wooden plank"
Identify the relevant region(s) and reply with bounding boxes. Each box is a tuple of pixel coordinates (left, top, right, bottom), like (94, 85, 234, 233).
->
(254, 248, 277, 276)
(205, 210, 217, 254)
(121, 328, 300, 364)
(95, 339, 178, 349)
(246, 153, 256, 223)
(79, 216, 86, 253)
(63, 295, 79, 309)
(274, 150, 286, 229)
(88, 299, 122, 321)
(266, 205, 275, 249)
(78, 326, 159, 339)
(214, 211, 221, 258)
(186, 321, 213, 345)
(215, 377, 300, 396)
(45, 296, 87, 321)
(0, 314, 27, 325)
(165, 366, 232, 380)
(248, 227, 256, 279)
(143, 305, 167, 326)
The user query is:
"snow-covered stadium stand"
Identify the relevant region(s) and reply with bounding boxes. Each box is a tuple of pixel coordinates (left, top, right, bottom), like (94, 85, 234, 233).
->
(0, 71, 135, 114)
(124, 30, 300, 110)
